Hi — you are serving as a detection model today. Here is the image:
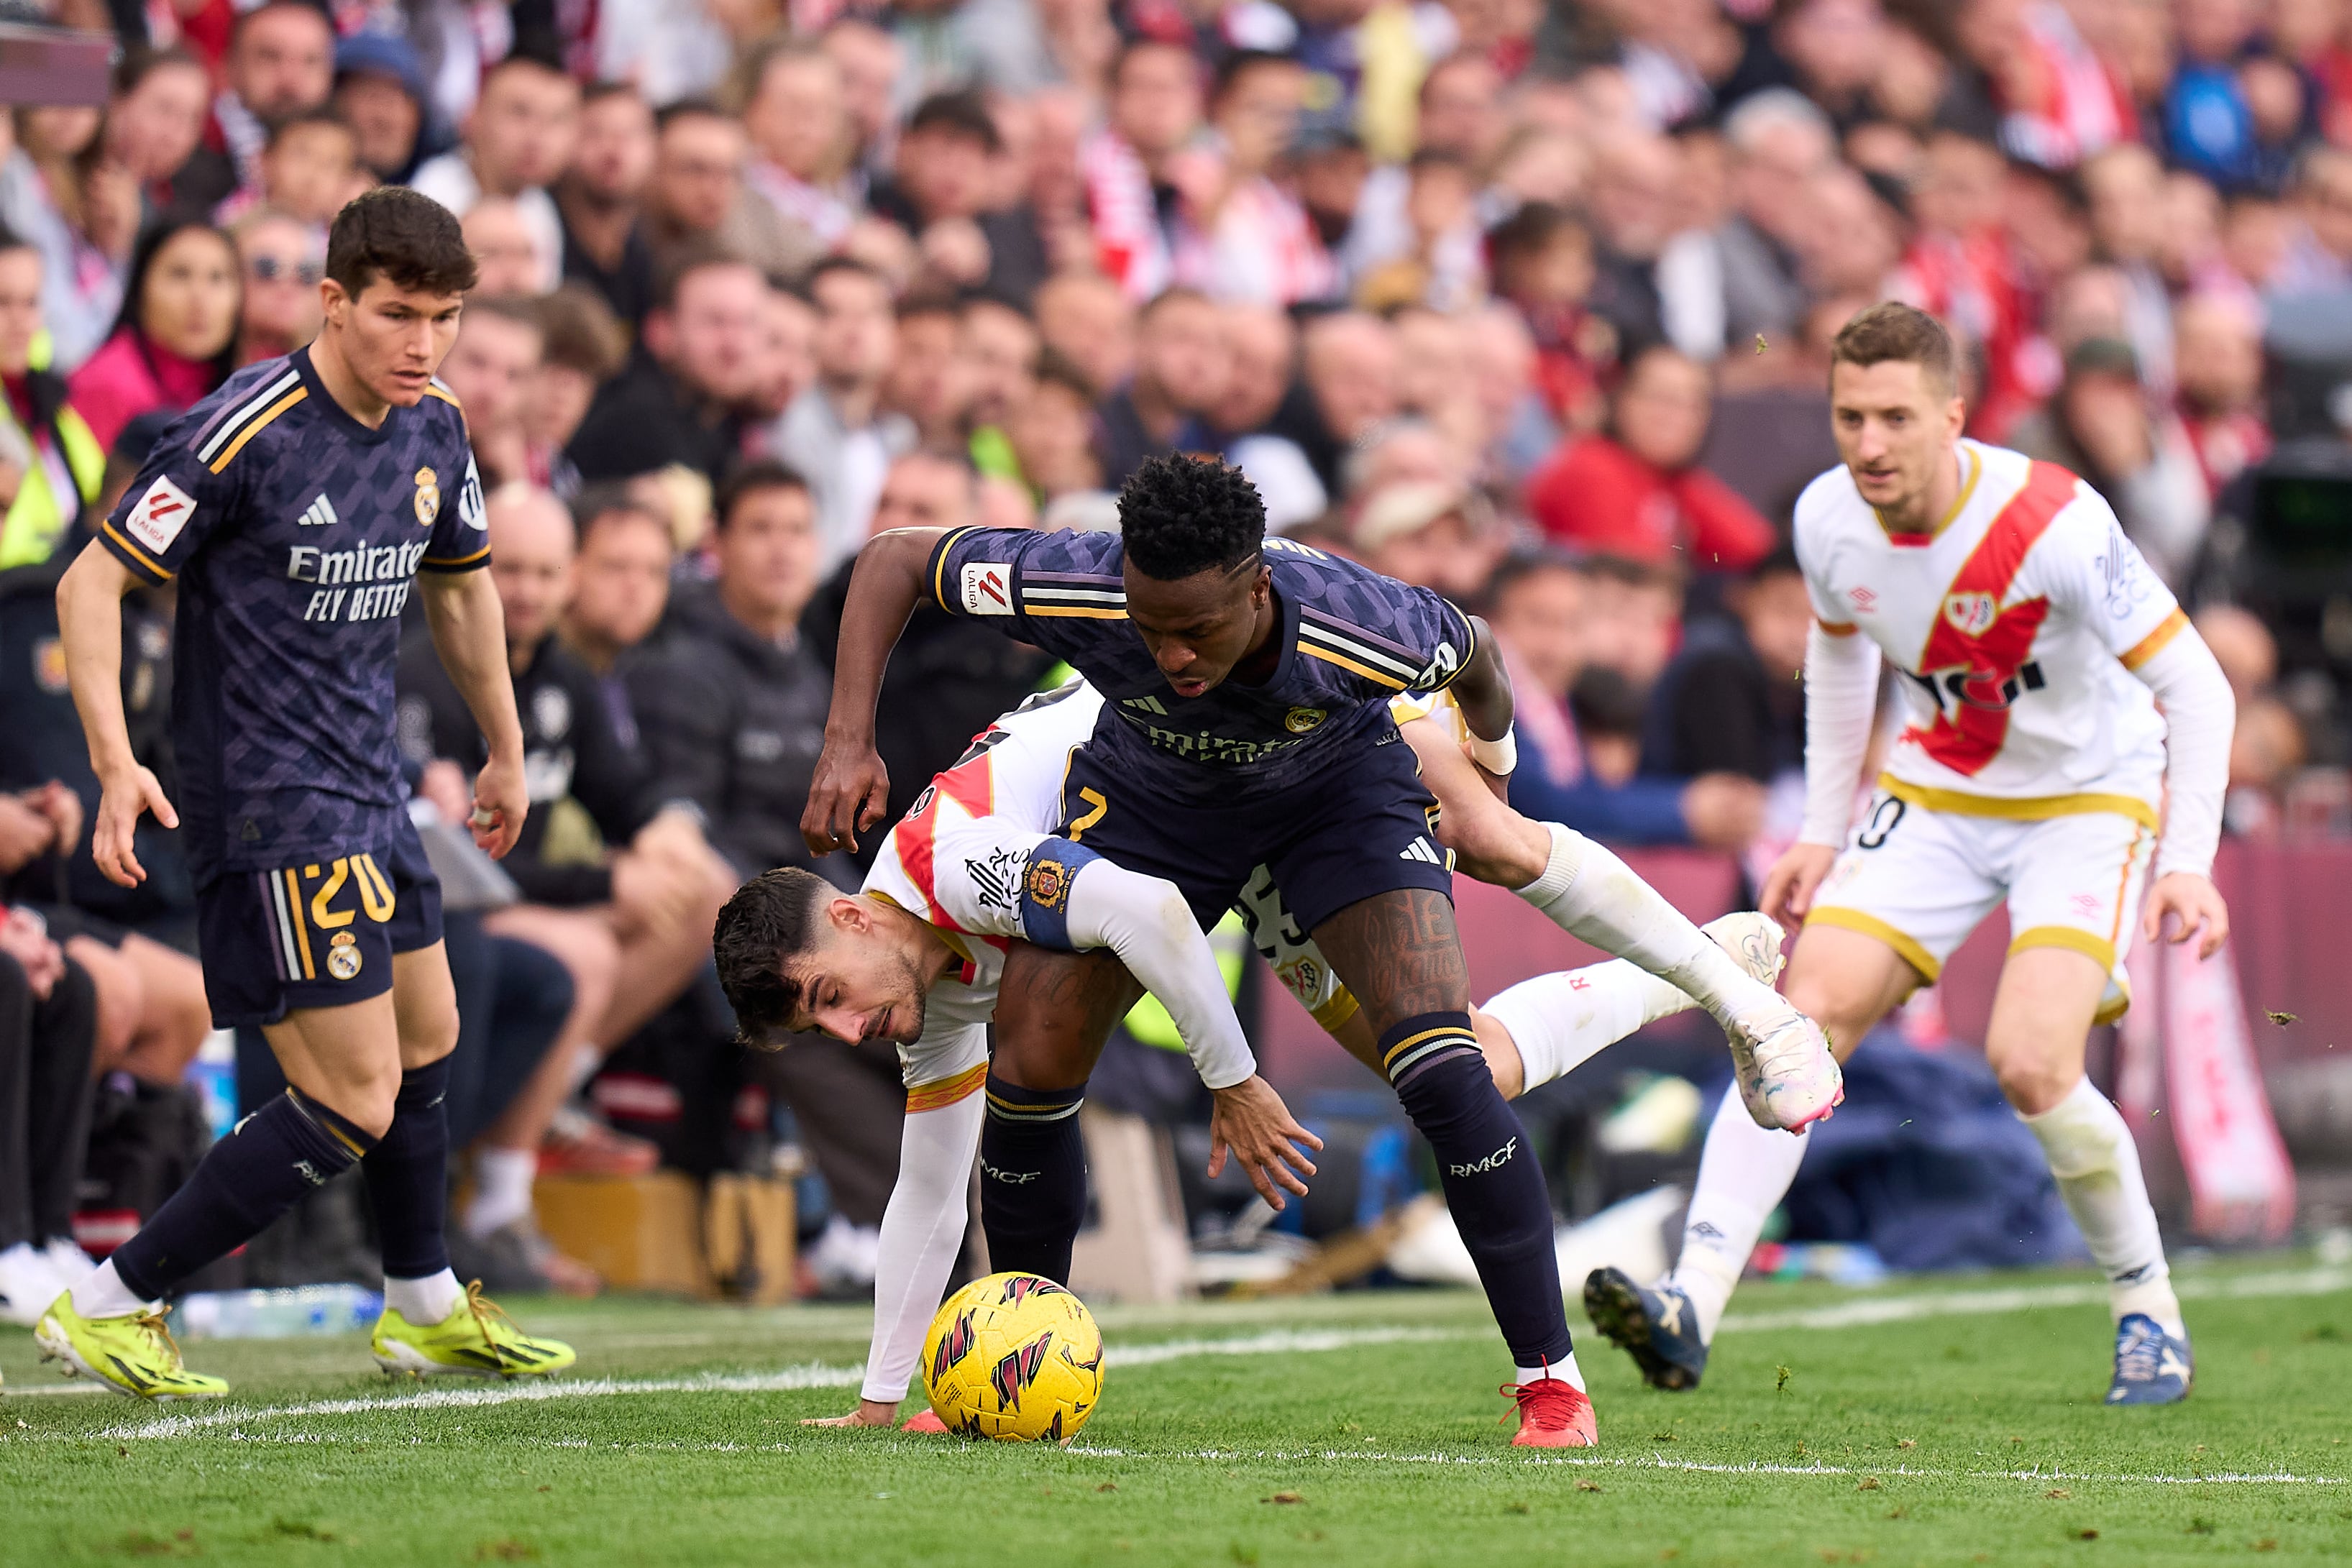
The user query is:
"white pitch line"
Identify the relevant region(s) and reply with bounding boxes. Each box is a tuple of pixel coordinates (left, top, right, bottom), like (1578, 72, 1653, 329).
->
(31, 1266, 2351, 1447)
(0, 1383, 110, 1398)
(107, 1429, 2342, 1489)
(82, 1327, 1476, 1441)
(1719, 1265, 2352, 1334)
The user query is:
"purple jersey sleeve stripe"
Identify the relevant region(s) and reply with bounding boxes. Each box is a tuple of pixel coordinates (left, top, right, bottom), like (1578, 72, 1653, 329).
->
(99, 518, 173, 582)
(418, 543, 492, 572)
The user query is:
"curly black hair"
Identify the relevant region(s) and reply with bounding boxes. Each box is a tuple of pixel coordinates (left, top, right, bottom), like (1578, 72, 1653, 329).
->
(711, 866, 833, 1047)
(1118, 454, 1266, 581)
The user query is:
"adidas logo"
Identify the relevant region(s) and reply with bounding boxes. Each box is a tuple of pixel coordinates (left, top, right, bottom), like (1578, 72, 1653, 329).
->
(1399, 835, 1444, 864)
(1122, 694, 1168, 715)
(296, 493, 340, 528)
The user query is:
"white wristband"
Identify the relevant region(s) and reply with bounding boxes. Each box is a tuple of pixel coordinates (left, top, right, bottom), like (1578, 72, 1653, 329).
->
(1467, 726, 1518, 777)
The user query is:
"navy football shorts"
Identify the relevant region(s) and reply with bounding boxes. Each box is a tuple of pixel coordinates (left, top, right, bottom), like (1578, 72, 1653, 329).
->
(1055, 719, 1453, 936)
(196, 814, 444, 1027)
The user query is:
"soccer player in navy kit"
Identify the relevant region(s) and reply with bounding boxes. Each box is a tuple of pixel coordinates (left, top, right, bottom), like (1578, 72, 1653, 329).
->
(805, 455, 1598, 1444)
(38, 188, 572, 1396)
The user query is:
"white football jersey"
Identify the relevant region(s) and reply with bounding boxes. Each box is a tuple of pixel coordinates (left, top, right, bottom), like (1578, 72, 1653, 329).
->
(1795, 440, 2187, 815)
(864, 682, 1104, 1090)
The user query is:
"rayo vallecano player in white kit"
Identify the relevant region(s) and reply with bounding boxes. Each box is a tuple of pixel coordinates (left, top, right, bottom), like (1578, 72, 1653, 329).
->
(1585, 303, 2237, 1406)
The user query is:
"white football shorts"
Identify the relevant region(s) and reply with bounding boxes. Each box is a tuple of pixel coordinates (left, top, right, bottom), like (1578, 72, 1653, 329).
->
(1806, 790, 2156, 1024)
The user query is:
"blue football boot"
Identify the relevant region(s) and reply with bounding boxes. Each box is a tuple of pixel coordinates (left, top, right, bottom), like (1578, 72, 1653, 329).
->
(1583, 1267, 1708, 1391)
(2105, 1313, 2192, 1405)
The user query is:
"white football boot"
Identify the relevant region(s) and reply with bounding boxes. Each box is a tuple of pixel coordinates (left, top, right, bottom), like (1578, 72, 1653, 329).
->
(1701, 912, 1844, 1134)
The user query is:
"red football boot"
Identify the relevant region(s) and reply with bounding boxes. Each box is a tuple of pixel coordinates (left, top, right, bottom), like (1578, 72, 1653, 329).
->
(1501, 1374, 1598, 1448)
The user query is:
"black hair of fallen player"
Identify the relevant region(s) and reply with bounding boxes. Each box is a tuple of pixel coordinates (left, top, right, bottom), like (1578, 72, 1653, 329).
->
(714, 457, 812, 531)
(1118, 453, 1266, 581)
(713, 866, 836, 1047)
(325, 186, 479, 302)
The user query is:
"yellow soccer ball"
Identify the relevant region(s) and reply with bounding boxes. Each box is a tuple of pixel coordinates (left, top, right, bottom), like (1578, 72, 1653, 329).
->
(920, 1271, 1104, 1442)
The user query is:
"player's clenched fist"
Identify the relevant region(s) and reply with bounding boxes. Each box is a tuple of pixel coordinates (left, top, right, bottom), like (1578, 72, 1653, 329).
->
(1760, 841, 1839, 933)
(91, 764, 178, 888)
(802, 738, 891, 856)
(470, 750, 528, 859)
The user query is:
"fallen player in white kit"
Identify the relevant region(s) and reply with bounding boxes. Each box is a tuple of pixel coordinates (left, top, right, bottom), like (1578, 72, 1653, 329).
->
(713, 680, 1831, 1436)
(1584, 303, 2235, 1408)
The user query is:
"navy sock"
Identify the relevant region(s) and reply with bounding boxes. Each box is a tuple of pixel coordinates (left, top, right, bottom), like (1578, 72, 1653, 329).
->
(979, 1076, 1089, 1285)
(111, 1088, 375, 1301)
(1383, 1013, 1573, 1369)
(364, 1055, 454, 1281)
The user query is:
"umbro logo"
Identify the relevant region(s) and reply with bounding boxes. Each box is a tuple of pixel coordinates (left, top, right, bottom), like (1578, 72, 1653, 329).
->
(1122, 694, 1168, 715)
(1399, 835, 1445, 864)
(296, 493, 340, 528)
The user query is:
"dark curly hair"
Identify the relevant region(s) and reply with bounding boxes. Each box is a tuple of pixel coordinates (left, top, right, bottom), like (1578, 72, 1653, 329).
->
(326, 186, 477, 300)
(1118, 454, 1266, 581)
(711, 866, 833, 1047)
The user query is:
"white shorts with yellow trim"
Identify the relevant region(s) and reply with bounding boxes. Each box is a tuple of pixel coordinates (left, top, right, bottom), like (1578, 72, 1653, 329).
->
(1806, 786, 2155, 1024)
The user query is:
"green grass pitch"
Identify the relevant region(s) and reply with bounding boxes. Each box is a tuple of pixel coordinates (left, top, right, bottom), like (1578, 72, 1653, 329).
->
(3, 1253, 2348, 1566)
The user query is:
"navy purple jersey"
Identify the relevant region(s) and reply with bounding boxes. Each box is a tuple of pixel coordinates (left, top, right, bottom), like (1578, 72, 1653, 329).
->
(926, 527, 1475, 795)
(99, 348, 489, 881)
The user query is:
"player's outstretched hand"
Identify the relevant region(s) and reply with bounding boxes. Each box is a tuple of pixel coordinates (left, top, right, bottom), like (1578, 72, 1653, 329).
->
(804, 1398, 900, 1428)
(2143, 871, 2230, 960)
(1208, 1075, 1323, 1211)
(91, 765, 178, 888)
(470, 751, 528, 858)
(802, 740, 890, 856)
(1759, 841, 1838, 933)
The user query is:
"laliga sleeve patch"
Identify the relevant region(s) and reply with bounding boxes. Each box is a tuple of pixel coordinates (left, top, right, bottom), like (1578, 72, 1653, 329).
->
(125, 474, 198, 555)
(1017, 839, 1101, 950)
(961, 561, 1015, 615)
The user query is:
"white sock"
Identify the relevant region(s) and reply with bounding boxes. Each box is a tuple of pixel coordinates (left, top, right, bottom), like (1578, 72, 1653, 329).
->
(1516, 1351, 1585, 1392)
(1665, 1086, 1811, 1341)
(1481, 960, 1697, 1091)
(1515, 823, 1776, 1030)
(564, 1042, 603, 1096)
(70, 1257, 152, 1320)
(2021, 1076, 2184, 1338)
(383, 1267, 466, 1326)
(465, 1146, 541, 1239)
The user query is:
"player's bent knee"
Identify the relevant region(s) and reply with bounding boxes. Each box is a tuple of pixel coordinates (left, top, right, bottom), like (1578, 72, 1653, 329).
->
(1473, 1009, 1524, 1100)
(1986, 1048, 2079, 1119)
(992, 944, 1135, 1088)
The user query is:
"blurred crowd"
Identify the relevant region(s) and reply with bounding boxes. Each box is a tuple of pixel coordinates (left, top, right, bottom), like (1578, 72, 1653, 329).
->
(5, 0, 2352, 1307)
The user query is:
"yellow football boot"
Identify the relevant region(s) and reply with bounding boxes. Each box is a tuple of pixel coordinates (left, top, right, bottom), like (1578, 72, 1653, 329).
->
(370, 1280, 575, 1379)
(35, 1295, 229, 1399)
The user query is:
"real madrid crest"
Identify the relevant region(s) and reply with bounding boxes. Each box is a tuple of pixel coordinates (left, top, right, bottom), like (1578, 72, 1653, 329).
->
(326, 930, 363, 980)
(413, 466, 441, 527)
(1025, 858, 1071, 912)
(1283, 706, 1325, 734)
